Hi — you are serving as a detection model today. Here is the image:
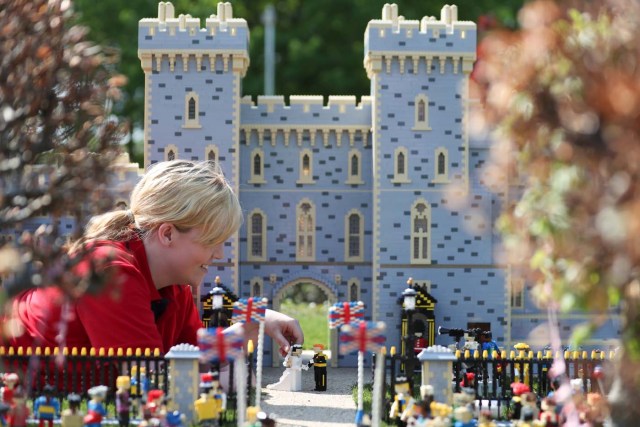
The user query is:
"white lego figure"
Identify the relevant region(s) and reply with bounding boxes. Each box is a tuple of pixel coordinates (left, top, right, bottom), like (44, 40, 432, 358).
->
(267, 344, 309, 391)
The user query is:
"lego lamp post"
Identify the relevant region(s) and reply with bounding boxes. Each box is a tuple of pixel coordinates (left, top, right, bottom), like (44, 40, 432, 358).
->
(211, 282, 225, 328)
(402, 284, 417, 381)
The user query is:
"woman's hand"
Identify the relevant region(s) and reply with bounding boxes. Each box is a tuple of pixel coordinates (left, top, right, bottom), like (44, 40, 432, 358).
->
(241, 309, 304, 357)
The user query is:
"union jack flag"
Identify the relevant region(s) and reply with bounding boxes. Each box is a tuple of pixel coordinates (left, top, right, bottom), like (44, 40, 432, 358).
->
(197, 326, 245, 363)
(232, 297, 268, 324)
(329, 301, 365, 329)
(339, 321, 386, 354)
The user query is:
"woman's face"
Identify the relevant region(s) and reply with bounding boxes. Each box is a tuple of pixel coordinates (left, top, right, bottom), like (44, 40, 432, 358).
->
(170, 227, 224, 288)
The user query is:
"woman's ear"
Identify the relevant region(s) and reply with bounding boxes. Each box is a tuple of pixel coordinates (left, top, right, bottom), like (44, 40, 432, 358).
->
(156, 223, 174, 247)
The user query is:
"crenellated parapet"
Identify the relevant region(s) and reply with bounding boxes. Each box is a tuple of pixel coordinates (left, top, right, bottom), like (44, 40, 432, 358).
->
(138, 2, 249, 76)
(240, 95, 372, 147)
(364, 4, 476, 78)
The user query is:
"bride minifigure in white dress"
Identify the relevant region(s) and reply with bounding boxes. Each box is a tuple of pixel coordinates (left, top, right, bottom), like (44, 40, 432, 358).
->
(267, 344, 309, 391)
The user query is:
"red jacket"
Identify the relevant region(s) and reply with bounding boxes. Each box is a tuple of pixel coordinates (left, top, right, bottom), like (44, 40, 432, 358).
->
(8, 237, 202, 354)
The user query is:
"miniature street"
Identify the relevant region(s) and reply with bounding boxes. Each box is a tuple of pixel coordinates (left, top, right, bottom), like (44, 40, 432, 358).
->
(260, 366, 357, 427)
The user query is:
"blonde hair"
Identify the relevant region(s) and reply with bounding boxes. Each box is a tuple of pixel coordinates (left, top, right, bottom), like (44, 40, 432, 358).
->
(70, 160, 243, 251)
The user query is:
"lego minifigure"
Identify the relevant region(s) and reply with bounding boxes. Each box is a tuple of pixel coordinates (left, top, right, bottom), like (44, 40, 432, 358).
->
(194, 376, 223, 427)
(477, 410, 496, 427)
(145, 389, 165, 420)
(131, 366, 150, 418)
(266, 344, 309, 392)
(538, 397, 560, 427)
(61, 393, 83, 427)
(452, 407, 475, 427)
(208, 372, 227, 415)
(310, 344, 328, 391)
(389, 377, 415, 427)
(0, 374, 19, 406)
(84, 386, 108, 427)
(165, 410, 185, 427)
(509, 382, 530, 421)
(33, 384, 60, 427)
(520, 392, 539, 421)
(7, 387, 28, 427)
(115, 376, 131, 427)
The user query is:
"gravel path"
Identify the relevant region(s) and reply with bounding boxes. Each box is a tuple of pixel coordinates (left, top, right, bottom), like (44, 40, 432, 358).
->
(258, 367, 359, 427)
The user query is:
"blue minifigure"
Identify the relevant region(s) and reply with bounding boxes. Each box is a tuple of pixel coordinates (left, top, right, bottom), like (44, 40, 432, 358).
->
(84, 386, 108, 427)
(33, 385, 60, 427)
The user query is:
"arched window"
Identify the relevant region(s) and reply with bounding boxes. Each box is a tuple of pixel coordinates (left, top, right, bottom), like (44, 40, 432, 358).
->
(348, 279, 360, 302)
(296, 200, 315, 260)
(183, 92, 201, 129)
(397, 152, 405, 175)
(188, 97, 196, 120)
(165, 144, 179, 161)
(392, 147, 410, 183)
(249, 148, 266, 184)
(297, 149, 314, 184)
(344, 210, 364, 261)
(204, 145, 219, 163)
(433, 148, 449, 183)
(411, 200, 431, 264)
(247, 209, 266, 261)
(252, 281, 262, 298)
(346, 149, 364, 185)
(412, 94, 431, 131)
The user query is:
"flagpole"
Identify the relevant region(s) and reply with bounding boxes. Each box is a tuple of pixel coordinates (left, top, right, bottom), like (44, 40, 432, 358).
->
(371, 349, 384, 427)
(355, 350, 364, 425)
(236, 354, 246, 426)
(255, 319, 265, 407)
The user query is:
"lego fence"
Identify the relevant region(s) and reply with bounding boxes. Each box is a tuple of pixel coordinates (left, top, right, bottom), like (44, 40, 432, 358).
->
(373, 348, 614, 422)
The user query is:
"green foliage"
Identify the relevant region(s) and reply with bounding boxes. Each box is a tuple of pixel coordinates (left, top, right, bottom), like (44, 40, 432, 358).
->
(279, 299, 329, 348)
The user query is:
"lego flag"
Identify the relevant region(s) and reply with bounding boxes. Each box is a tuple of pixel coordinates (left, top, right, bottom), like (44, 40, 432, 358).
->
(339, 321, 386, 354)
(329, 301, 364, 329)
(197, 326, 244, 363)
(232, 297, 268, 324)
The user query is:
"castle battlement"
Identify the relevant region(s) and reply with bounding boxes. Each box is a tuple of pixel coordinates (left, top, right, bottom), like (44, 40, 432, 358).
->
(364, 4, 476, 77)
(239, 96, 372, 147)
(138, 2, 249, 53)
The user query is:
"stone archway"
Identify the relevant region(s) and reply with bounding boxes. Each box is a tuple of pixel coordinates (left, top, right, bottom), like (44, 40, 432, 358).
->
(272, 277, 339, 367)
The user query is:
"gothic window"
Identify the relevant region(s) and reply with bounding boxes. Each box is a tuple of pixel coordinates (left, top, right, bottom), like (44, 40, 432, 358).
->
(183, 92, 201, 128)
(392, 147, 410, 183)
(413, 94, 431, 131)
(297, 149, 314, 184)
(348, 279, 360, 302)
(296, 200, 315, 261)
(411, 200, 431, 264)
(251, 278, 263, 298)
(249, 148, 266, 184)
(248, 209, 266, 261)
(165, 144, 179, 162)
(346, 149, 364, 185)
(204, 145, 219, 163)
(345, 210, 364, 261)
(433, 148, 449, 183)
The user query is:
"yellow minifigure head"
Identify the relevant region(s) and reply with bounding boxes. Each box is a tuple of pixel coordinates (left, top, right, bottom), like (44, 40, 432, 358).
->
(246, 406, 259, 423)
(116, 376, 131, 391)
(313, 344, 324, 353)
(394, 377, 410, 396)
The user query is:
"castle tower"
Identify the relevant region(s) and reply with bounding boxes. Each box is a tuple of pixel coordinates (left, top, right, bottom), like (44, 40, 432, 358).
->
(138, 2, 249, 293)
(365, 5, 499, 350)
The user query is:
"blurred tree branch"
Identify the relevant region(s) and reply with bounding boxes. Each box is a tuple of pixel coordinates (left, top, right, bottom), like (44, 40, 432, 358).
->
(0, 0, 125, 298)
(474, 0, 640, 424)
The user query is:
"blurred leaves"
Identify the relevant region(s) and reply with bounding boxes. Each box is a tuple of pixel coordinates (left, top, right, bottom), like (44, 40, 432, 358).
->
(0, 0, 124, 297)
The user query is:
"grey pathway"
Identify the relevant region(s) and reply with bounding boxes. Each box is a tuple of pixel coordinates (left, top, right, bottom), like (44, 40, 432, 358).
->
(258, 367, 359, 427)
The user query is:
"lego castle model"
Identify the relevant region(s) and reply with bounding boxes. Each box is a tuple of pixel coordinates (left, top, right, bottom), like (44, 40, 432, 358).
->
(4, 2, 619, 367)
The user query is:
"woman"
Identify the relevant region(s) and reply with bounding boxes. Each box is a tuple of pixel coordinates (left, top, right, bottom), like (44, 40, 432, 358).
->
(8, 160, 302, 356)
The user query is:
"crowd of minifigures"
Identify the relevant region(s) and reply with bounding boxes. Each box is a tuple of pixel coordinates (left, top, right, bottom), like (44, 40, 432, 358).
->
(384, 374, 609, 427)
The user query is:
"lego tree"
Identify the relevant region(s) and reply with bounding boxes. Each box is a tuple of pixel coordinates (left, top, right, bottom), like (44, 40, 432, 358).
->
(473, 0, 640, 425)
(0, 0, 124, 297)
